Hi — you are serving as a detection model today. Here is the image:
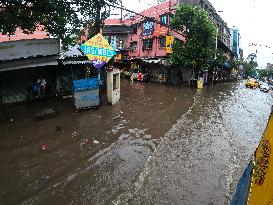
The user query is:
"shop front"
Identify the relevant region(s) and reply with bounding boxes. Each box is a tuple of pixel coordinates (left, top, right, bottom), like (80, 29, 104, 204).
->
(0, 38, 60, 105)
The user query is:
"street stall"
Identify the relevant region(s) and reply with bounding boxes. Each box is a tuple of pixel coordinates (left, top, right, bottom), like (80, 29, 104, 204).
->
(79, 33, 119, 108)
(73, 78, 100, 109)
(59, 45, 98, 96)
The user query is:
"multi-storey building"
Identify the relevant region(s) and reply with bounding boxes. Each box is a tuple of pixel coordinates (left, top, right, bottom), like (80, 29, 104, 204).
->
(230, 27, 240, 58)
(103, 0, 183, 60)
(181, 0, 231, 58)
(101, 0, 185, 83)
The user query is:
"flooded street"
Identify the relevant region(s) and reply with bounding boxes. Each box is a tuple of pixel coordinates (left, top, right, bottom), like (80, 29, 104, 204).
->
(0, 80, 272, 204)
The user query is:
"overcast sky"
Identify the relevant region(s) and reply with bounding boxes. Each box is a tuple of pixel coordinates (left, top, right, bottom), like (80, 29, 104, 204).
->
(119, 0, 273, 68)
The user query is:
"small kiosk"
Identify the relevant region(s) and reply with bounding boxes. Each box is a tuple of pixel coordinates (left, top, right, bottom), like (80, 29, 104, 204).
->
(76, 33, 120, 109)
(107, 68, 120, 105)
(73, 78, 100, 109)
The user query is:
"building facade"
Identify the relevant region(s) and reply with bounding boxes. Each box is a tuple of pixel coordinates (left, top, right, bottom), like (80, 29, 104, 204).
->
(0, 25, 49, 43)
(230, 28, 240, 58)
(180, 0, 231, 55)
(103, 1, 184, 60)
(101, 1, 186, 83)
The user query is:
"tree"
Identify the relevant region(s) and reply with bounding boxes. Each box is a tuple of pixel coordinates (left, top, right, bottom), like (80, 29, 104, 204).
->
(243, 55, 258, 78)
(0, 0, 119, 48)
(258, 64, 273, 79)
(230, 58, 241, 69)
(213, 51, 227, 68)
(171, 3, 217, 70)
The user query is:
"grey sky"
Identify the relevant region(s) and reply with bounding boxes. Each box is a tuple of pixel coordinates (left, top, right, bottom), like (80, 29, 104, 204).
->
(119, 0, 272, 68)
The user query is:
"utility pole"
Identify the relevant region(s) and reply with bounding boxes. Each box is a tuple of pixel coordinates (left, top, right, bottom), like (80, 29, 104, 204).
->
(88, 0, 102, 39)
(95, 0, 102, 35)
(120, 0, 123, 22)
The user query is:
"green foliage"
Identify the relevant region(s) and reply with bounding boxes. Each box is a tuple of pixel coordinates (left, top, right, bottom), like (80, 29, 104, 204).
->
(243, 60, 258, 78)
(171, 3, 217, 69)
(213, 51, 227, 68)
(258, 65, 273, 79)
(230, 58, 241, 69)
(0, 0, 118, 49)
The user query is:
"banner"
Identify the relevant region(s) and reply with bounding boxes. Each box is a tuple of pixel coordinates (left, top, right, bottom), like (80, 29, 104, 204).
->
(248, 112, 273, 205)
(231, 111, 273, 205)
(80, 33, 116, 69)
(231, 161, 253, 205)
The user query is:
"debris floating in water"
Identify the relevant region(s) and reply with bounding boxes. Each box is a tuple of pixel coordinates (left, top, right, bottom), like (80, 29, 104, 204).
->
(93, 140, 99, 145)
(72, 131, 79, 138)
(41, 144, 47, 150)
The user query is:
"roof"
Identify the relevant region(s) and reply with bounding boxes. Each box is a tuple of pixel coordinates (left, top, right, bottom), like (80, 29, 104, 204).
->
(105, 1, 172, 26)
(59, 45, 84, 59)
(0, 38, 60, 61)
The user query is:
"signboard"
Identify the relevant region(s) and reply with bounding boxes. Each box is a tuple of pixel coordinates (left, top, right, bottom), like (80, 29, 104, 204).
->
(143, 21, 154, 30)
(110, 36, 117, 50)
(142, 21, 154, 37)
(142, 30, 154, 37)
(80, 33, 116, 69)
(153, 27, 167, 37)
(166, 35, 174, 54)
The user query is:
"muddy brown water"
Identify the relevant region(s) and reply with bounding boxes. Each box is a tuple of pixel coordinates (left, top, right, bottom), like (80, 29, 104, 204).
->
(0, 80, 194, 204)
(0, 80, 272, 204)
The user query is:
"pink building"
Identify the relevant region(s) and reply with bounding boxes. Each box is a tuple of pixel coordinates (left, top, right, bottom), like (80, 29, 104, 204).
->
(0, 25, 49, 43)
(102, 0, 186, 83)
(104, 0, 184, 61)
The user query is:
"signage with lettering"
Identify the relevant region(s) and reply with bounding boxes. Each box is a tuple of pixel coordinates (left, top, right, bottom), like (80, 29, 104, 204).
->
(80, 33, 116, 69)
(166, 35, 174, 54)
(143, 21, 154, 30)
(142, 21, 154, 37)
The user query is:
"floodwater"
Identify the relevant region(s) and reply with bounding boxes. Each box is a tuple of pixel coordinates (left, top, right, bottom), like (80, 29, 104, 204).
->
(0, 80, 272, 204)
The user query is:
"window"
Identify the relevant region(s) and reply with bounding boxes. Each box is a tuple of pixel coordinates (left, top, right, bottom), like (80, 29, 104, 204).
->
(160, 14, 168, 25)
(131, 24, 137, 34)
(159, 37, 166, 48)
(130, 42, 138, 52)
(142, 39, 153, 50)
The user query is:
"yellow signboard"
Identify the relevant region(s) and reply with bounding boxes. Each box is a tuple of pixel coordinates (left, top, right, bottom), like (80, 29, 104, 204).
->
(248, 113, 273, 205)
(166, 35, 174, 54)
(80, 33, 116, 69)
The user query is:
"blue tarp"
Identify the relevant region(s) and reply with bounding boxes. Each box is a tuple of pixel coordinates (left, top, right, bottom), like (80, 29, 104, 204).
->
(73, 78, 99, 91)
(231, 161, 253, 205)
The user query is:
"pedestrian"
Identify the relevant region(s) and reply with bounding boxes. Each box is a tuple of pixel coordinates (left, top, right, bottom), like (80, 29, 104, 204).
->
(37, 76, 47, 95)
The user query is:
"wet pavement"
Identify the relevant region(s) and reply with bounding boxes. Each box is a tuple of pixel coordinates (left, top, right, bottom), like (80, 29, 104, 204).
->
(0, 80, 272, 204)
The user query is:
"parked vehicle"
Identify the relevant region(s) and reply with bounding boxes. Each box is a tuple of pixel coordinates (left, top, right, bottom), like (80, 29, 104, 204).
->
(245, 79, 259, 88)
(260, 82, 270, 92)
